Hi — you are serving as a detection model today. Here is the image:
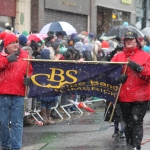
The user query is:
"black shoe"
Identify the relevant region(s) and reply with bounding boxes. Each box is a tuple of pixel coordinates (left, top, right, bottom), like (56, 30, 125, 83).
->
(119, 131, 125, 138)
(112, 131, 120, 138)
(133, 146, 141, 150)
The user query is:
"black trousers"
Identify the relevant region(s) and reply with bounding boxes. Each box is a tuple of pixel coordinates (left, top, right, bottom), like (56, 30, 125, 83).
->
(119, 101, 148, 149)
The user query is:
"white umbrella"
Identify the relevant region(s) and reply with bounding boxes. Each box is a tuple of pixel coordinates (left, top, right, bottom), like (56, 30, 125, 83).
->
(40, 21, 77, 35)
(135, 21, 150, 30)
(141, 27, 150, 36)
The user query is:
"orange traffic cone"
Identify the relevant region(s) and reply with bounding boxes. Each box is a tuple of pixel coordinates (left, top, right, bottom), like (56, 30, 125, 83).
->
(78, 102, 95, 113)
(68, 100, 95, 113)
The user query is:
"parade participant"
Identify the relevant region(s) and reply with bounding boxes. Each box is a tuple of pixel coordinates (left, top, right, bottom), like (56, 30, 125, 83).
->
(103, 44, 125, 140)
(0, 33, 33, 150)
(111, 31, 150, 150)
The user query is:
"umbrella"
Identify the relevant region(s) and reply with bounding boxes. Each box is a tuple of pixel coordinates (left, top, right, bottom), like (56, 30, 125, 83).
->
(28, 34, 41, 42)
(104, 25, 144, 39)
(141, 27, 150, 36)
(34, 33, 48, 40)
(27, 34, 48, 42)
(135, 21, 150, 30)
(40, 21, 77, 35)
(100, 35, 116, 41)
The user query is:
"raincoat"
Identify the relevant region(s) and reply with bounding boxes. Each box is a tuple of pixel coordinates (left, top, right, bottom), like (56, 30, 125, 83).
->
(0, 49, 33, 96)
(111, 47, 150, 102)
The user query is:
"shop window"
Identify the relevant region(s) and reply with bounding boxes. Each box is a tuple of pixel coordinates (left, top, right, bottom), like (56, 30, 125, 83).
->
(136, 0, 142, 8)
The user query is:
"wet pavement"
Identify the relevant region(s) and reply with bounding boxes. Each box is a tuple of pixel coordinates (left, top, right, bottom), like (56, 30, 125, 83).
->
(20, 109, 150, 150)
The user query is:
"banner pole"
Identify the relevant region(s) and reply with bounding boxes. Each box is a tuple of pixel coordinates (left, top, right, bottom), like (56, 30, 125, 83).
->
(98, 102, 112, 133)
(109, 59, 129, 123)
(24, 54, 30, 116)
(23, 58, 128, 64)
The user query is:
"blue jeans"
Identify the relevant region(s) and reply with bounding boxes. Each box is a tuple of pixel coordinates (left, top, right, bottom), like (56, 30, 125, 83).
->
(0, 123, 1, 144)
(114, 121, 125, 133)
(71, 94, 77, 110)
(40, 96, 58, 110)
(0, 95, 24, 150)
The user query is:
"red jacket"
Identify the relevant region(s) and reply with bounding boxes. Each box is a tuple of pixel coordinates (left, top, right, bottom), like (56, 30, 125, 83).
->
(0, 49, 33, 96)
(111, 47, 150, 102)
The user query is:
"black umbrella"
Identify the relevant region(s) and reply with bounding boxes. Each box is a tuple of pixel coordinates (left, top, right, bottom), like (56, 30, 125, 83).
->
(104, 25, 144, 38)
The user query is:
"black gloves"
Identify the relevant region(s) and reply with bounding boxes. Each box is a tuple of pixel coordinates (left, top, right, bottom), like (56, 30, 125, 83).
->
(7, 51, 20, 62)
(128, 61, 143, 73)
(24, 76, 32, 86)
(118, 74, 128, 84)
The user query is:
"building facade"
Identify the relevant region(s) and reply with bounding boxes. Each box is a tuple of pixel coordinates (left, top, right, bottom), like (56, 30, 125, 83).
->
(31, 0, 136, 35)
(91, 0, 136, 35)
(0, 0, 139, 35)
(16, 0, 31, 33)
(0, 0, 31, 34)
(31, 0, 90, 34)
(0, 0, 16, 30)
(135, 0, 150, 30)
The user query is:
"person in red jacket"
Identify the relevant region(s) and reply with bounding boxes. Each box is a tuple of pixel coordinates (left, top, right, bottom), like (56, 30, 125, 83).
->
(0, 33, 33, 150)
(111, 31, 150, 150)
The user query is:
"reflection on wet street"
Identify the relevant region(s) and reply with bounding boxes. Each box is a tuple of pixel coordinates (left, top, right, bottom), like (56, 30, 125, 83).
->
(22, 109, 150, 150)
(22, 109, 124, 150)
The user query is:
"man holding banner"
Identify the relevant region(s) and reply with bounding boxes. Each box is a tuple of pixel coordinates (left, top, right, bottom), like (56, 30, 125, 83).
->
(111, 31, 150, 150)
(0, 33, 33, 150)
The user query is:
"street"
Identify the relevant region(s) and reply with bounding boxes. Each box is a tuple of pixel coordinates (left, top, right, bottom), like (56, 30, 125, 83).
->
(20, 108, 150, 150)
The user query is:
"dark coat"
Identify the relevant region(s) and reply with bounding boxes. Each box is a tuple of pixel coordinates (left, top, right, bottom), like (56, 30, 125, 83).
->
(104, 101, 123, 122)
(82, 50, 92, 61)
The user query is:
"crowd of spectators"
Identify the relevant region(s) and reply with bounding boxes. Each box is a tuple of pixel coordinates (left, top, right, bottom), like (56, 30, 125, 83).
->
(0, 22, 149, 126)
(1, 22, 150, 150)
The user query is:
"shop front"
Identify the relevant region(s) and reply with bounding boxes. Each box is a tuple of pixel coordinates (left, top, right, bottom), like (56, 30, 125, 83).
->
(91, 0, 136, 35)
(0, 0, 16, 31)
(135, 0, 150, 30)
(31, 0, 90, 34)
(135, 0, 144, 30)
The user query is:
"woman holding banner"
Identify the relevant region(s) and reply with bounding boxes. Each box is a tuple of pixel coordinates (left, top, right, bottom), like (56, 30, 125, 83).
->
(111, 31, 150, 150)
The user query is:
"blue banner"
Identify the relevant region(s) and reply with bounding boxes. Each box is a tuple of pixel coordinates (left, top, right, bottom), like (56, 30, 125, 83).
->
(28, 61, 123, 103)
